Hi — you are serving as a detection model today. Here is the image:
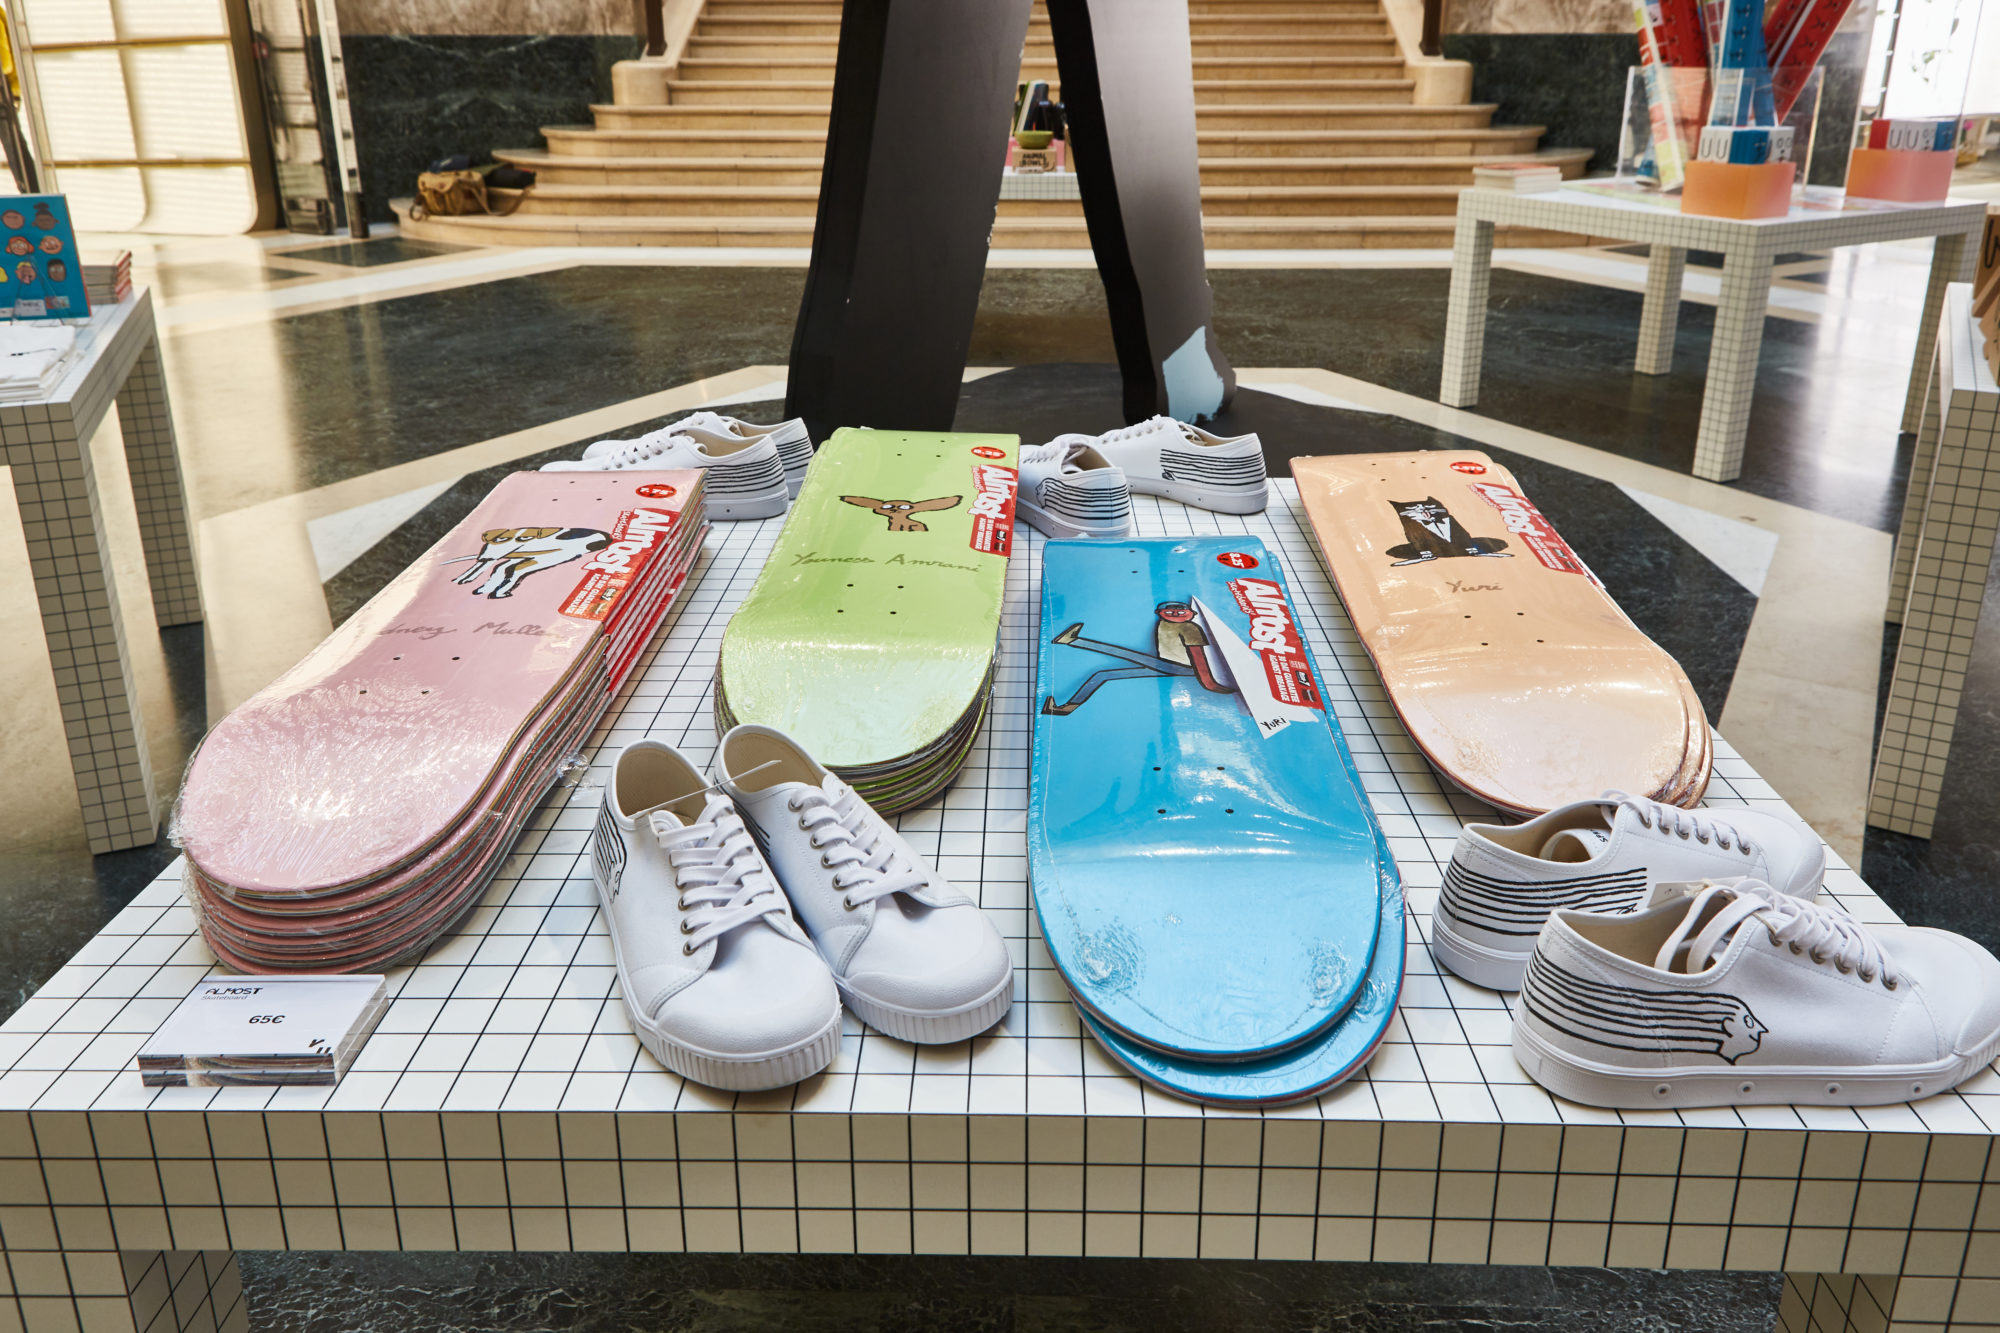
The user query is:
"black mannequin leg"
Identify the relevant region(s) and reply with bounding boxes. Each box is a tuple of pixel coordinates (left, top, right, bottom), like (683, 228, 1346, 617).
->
(785, 0, 1034, 441)
(1047, 0, 1236, 424)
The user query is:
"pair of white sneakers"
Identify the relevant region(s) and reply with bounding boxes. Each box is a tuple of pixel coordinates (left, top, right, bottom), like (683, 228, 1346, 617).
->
(1435, 792, 2000, 1108)
(1016, 416, 1269, 541)
(591, 724, 1014, 1091)
(543, 412, 813, 521)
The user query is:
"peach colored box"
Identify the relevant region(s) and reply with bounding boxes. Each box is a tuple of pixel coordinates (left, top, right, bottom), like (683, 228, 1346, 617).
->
(1846, 147, 1955, 203)
(1681, 160, 1796, 220)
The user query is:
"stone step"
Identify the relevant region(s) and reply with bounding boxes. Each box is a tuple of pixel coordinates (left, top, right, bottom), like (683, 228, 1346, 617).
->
(672, 55, 1408, 82)
(501, 180, 1483, 219)
(496, 145, 1593, 188)
(682, 34, 1403, 59)
(395, 201, 1594, 250)
(661, 76, 1418, 106)
(588, 99, 1471, 133)
(540, 122, 1548, 160)
(696, 15, 1393, 37)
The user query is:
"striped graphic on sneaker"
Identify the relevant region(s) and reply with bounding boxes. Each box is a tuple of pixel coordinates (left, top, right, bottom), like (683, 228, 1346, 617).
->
(1038, 477, 1131, 522)
(591, 804, 627, 899)
(1159, 448, 1266, 487)
(1439, 861, 1649, 937)
(700, 452, 787, 497)
(772, 430, 813, 477)
(1521, 952, 1769, 1062)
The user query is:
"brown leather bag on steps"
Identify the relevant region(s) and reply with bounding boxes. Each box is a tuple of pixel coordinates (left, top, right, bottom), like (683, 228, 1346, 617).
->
(409, 169, 522, 220)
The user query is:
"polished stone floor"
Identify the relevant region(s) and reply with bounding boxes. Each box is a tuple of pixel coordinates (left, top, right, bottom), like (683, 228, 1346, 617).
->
(2, 211, 1986, 1329)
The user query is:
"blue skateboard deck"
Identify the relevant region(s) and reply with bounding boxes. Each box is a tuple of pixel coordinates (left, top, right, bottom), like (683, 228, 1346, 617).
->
(1077, 854, 1405, 1106)
(1030, 536, 1395, 1061)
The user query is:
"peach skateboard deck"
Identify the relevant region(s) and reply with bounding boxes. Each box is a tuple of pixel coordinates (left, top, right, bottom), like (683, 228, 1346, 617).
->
(1291, 451, 1708, 816)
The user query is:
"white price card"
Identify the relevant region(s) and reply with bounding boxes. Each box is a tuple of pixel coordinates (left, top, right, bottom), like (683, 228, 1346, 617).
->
(137, 974, 389, 1087)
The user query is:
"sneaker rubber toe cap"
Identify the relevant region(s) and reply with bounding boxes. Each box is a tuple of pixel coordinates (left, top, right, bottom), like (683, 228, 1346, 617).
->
(845, 902, 1012, 1014)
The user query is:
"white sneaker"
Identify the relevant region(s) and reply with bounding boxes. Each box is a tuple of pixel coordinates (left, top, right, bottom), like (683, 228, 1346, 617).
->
(713, 724, 1014, 1045)
(1514, 879, 2000, 1108)
(592, 739, 841, 1091)
(1048, 415, 1267, 514)
(1016, 440, 1132, 539)
(586, 411, 813, 498)
(545, 424, 788, 520)
(1434, 792, 1824, 990)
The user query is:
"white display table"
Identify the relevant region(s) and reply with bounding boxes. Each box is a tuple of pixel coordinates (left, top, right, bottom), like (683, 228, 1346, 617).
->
(0, 491, 1992, 1333)
(0, 290, 202, 854)
(1439, 186, 1986, 484)
(1872, 283, 2000, 838)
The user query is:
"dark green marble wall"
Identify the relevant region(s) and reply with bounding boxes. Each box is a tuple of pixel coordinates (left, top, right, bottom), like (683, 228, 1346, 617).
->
(344, 34, 642, 223)
(1441, 33, 1639, 173)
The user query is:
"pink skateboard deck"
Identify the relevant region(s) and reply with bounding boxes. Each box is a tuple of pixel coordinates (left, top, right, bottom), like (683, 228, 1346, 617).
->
(178, 469, 707, 970)
(1291, 451, 1708, 816)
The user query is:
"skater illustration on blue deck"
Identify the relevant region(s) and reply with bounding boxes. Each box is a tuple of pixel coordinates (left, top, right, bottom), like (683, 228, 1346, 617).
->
(1040, 601, 1234, 716)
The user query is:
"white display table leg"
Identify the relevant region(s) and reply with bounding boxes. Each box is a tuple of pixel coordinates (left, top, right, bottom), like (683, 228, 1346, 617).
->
(1438, 214, 1495, 408)
(3, 1250, 244, 1333)
(1781, 1272, 1999, 1333)
(1690, 247, 1776, 483)
(1905, 232, 1971, 434)
(114, 338, 203, 629)
(1634, 244, 1686, 376)
(4, 401, 161, 853)
(1887, 343, 1944, 623)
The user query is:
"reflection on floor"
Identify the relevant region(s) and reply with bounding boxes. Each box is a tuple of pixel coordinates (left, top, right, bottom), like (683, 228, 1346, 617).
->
(2, 218, 1985, 1328)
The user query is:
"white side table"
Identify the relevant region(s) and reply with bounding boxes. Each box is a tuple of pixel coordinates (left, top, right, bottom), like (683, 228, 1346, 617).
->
(1440, 186, 1985, 483)
(1871, 282, 1998, 838)
(1, 290, 201, 854)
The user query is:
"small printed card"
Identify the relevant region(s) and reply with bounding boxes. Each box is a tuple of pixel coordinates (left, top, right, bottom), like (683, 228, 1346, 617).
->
(137, 974, 389, 1087)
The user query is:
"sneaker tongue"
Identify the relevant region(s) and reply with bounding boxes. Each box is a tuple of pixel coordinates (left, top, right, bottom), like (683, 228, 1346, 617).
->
(1540, 827, 1610, 862)
(1056, 442, 1094, 473)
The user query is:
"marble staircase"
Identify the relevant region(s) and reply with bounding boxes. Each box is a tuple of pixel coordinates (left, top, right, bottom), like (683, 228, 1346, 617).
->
(396, 0, 1594, 249)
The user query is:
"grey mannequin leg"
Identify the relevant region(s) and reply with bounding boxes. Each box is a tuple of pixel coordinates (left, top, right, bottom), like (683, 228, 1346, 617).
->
(785, 0, 1034, 441)
(1047, 0, 1236, 423)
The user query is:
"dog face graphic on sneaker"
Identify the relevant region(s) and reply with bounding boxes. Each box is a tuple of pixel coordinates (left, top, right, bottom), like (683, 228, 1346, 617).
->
(1522, 953, 1769, 1063)
(840, 495, 962, 533)
(1384, 497, 1512, 566)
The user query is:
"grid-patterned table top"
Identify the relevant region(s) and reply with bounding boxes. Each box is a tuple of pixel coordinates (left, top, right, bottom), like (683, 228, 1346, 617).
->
(4, 482, 1995, 1137)
(1459, 185, 1986, 251)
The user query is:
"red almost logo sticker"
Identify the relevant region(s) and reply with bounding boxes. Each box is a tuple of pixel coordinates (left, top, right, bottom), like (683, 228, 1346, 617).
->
(561, 506, 679, 620)
(1226, 578, 1325, 714)
(1449, 461, 1487, 475)
(967, 463, 1018, 557)
(970, 446, 1007, 460)
(1467, 482, 1597, 582)
(1216, 551, 1259, 569)
(634, 483, 677, 499)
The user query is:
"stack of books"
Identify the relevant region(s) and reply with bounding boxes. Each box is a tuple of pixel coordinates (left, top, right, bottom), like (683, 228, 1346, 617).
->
(83, 252, 132, 306)
(1471, 162, 1563, 194)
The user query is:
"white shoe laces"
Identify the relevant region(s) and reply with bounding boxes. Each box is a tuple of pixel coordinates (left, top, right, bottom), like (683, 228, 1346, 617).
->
(786, 783, 927, 910)
(1609, 790, 1753, 856)
(598, 432, 681, 470)
(1097, 415, 1175, 444)
(647, 805, 788, 953)
(1654, 881, 1899, 989)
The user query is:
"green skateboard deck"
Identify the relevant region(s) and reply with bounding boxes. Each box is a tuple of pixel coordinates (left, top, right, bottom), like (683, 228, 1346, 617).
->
(718, 428, 1018, 808)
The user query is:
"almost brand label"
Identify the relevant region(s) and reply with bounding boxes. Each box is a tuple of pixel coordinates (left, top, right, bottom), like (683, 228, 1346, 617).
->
(1467, 482, 1597, 582)
(967, 463, 1018, 557)
(970, 446, 1007, 459)
(1216, 551, 1259, 569)
(561, 507, 678, 620)
(1227, 578, 1324, 713)
(1450, 461, 1487, 475)
(634, 483, 677, 499)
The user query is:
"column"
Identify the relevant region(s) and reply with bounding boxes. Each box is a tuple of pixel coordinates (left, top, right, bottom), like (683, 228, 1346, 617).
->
(1438, 211, 1496, 408)
(1690, 245, 1776, 483)
(1635, 244, 1687, 376)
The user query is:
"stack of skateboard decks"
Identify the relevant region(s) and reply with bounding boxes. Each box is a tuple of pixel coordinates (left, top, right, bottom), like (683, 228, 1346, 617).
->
(1292, 451, 1710, 815)
(717, 428, 1018, 815)
(1029, 537, 1405, 1108)
(176, 470, 709, 973)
